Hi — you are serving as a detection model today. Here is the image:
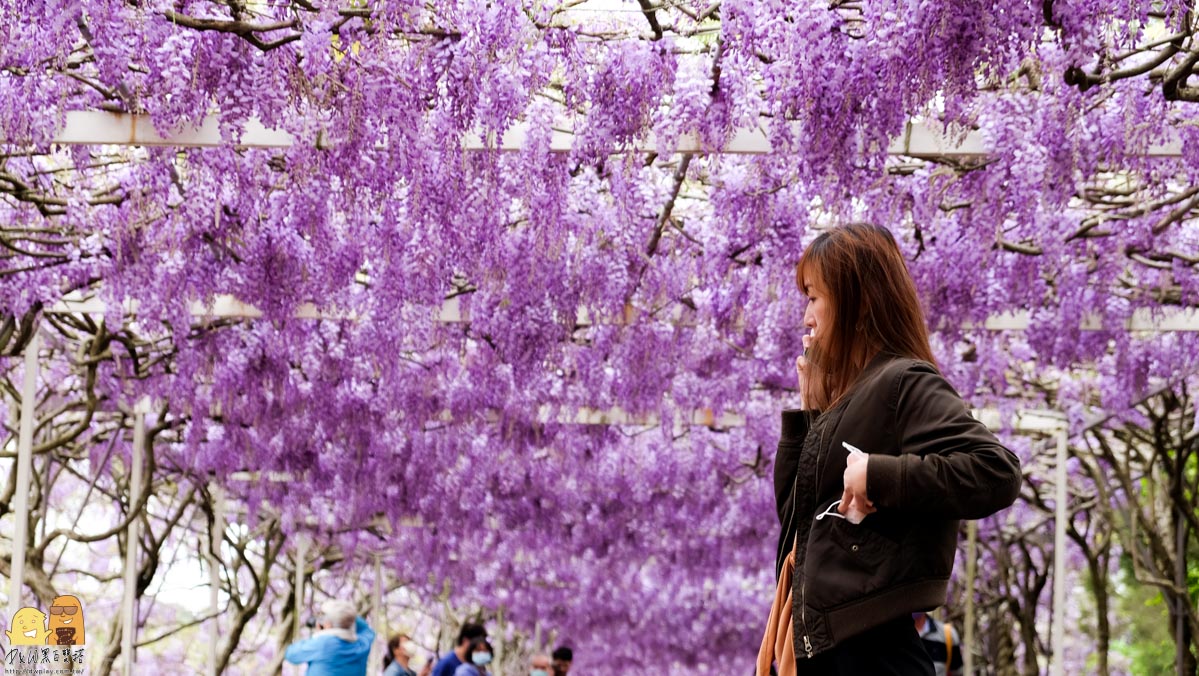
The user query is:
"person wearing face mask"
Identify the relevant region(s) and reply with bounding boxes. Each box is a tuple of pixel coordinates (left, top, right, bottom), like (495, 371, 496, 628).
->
(452, 638, 493, 676)
(432, 623, 487, 676)
(383, 634, 431, 676)
(756, 223, 1023, 676)
(530, 653, 551, 676)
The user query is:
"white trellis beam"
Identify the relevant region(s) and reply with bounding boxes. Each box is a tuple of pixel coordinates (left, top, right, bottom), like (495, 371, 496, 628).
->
(51, 112, 294, 148)
(969, 408, 1068, 434)
(41, 111, 1186, 157)
(975, 308, 1199, 332)
(45, 293, 378, 322)
(46, 292, 1199, 332)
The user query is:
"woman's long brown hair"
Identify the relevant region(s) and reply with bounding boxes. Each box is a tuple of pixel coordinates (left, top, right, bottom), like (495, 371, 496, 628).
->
(796, 223, 937, 411)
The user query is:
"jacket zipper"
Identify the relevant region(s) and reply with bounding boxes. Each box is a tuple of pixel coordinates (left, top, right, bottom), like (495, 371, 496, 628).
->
(797, 419, 828, 659)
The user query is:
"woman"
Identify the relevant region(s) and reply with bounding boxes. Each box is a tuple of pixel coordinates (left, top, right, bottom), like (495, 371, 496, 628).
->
(452, 638, 493, 676)
(757, 223, 1022, 676)
(383, 633, 430, 676)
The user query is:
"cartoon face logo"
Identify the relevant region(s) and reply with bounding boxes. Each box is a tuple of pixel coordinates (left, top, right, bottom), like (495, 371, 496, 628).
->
(5, 607, 49, 645)
(46, 596, 85, 645)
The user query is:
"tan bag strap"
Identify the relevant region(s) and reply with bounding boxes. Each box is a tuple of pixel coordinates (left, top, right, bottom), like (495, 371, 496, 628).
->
(943, 621, 953, 662)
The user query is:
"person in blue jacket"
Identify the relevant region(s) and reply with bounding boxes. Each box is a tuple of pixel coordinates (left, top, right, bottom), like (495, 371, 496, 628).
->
(284, 600, 375, 676)
(431, 623, 487, 676)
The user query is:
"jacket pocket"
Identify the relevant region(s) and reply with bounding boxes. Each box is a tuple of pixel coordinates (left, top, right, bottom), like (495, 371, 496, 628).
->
(804, 514, 901, 609)
(827, 518, 895, 568)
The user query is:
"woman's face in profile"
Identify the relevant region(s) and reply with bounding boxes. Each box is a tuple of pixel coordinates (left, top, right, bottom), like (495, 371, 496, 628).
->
(802, 273, 831, 341)
(393, 638, 410, 660)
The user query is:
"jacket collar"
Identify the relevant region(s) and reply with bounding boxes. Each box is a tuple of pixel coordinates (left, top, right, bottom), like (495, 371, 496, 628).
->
(314, 626, 357, 642)
(819, 351, 900, 417)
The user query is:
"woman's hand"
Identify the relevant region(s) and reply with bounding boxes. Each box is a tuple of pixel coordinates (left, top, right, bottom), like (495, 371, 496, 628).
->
(796, 333, 812, 408)
(839, 453, 877, 521)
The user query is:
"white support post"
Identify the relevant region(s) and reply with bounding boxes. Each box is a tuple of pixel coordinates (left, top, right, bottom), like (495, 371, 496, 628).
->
(294, 535, 309, 638)
(7, 330, 40, 622)
(121, 398, 148, 676)
(963, 520, 977, 676)
(1049, 429, 1069, 676)
(208, 484, 225, 676)
(370, 555, 384, 671)
(1177, 508, 1187, 675)
(495, 607, 506, 668)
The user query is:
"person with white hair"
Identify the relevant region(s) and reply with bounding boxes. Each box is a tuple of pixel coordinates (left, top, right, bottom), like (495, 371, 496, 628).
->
(530, 653, 551, 676)
(284, 599, 376, 676)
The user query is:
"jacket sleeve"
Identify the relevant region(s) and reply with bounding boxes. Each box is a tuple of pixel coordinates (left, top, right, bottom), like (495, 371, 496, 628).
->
(774, 409, 811, 526)
(866, 361, 1022, 518)
(354, 616, 375, 656)
(774, 409, 812, 579)
(284, 637, 320, 664)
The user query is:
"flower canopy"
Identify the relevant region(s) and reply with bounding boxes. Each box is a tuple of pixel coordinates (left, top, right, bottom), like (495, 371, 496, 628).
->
(1, 0, 1198, 672)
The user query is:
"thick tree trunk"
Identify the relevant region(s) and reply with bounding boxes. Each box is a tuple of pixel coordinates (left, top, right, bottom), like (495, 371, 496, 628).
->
(1081, 548, 1111, 676)
(1166, 586, 1197, 675)
(994, 612, 1019, 676)
(214, 525, 285, 674)
(1018, 601, 1040, 676)
(1092, 580, 1111, 676)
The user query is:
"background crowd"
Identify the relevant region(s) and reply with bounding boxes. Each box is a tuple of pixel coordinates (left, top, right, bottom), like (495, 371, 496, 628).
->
(283, 602, 574, 676)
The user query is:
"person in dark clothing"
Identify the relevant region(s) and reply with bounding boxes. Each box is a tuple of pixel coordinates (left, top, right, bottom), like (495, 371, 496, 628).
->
(756, 223, 1023, 676)
(551, 646, 573, 676)
(452, 638, 493, 676)
(914, 612, 964, 676)
(431, 623, 487, 676)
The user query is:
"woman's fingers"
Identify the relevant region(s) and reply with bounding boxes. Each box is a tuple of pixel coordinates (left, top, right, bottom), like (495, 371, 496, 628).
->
(840, 456, 877, 521)
(797, 332, 813, 405)
(838, 488, 852, 514)
(839, 493, 877, 522)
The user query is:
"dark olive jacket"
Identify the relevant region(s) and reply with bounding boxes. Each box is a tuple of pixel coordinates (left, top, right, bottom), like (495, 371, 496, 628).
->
(774, 354, 1022, 661)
